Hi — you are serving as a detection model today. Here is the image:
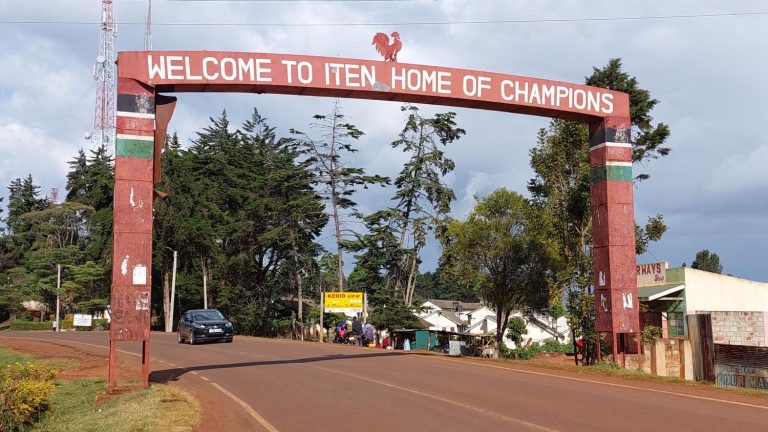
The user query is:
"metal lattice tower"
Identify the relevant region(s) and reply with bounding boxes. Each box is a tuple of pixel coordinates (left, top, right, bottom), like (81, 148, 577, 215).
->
(92, 0, 116, 152)
(144, 0, 152, 51)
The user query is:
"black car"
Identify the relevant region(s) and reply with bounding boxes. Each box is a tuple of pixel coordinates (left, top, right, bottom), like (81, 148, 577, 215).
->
(177, 309, 234, 344)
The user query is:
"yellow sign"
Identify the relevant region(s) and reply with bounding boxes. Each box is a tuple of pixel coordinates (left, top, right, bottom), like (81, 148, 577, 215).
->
(324, 292, 363, 312)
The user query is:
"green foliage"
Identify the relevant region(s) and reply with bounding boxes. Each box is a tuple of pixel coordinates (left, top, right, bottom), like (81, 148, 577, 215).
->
(0, 362, 56, 431)
(505, 340, 572, 360)
(290, 102, 389, 292)
(641, 325, 663, 345)
(367, 301, 425, 332)
(636, 215, 668, 255)
(8, 321, 53, 331)
(691, 249, 723, 274)
(444, 188, 556, 348)
(413, 270, 479, 303)
(585, 58, 671, 174)
(390, 105, 464, 305)
(506, 317, 527, 346)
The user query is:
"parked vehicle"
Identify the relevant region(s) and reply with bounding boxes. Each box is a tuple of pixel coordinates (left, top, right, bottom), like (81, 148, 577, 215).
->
(177, 309, 234, 344)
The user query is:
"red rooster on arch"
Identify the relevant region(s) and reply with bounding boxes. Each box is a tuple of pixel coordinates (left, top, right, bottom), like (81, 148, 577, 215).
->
(372, 32, 402, 62)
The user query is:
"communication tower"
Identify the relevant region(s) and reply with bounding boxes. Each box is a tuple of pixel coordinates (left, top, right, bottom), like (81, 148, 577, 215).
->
(144, 0, 152, 51)
(92, 0, 116, 151)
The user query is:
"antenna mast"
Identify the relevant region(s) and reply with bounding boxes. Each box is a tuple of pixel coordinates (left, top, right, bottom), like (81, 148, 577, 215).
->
(144, 0, 152, 51)
(92, 0, 116, 152)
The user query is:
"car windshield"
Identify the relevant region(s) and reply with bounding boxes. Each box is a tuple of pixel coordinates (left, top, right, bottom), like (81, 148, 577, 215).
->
(192, 310, 224, 321)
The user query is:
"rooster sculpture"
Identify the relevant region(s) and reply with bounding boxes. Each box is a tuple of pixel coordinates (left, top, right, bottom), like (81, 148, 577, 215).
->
(372, 32, 402, 62)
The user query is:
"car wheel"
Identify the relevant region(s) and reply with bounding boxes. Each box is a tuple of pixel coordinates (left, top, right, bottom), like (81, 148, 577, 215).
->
(177, 332, 184, 344)
(226, 338, 233, 343)
(189, 333, 195, 345)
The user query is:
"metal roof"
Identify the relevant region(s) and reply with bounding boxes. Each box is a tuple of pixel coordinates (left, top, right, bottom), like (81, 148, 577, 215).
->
(638, 284, 685, 301)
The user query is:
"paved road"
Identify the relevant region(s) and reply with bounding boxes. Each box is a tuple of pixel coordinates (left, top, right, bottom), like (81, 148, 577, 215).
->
(2, 331, 767, 431)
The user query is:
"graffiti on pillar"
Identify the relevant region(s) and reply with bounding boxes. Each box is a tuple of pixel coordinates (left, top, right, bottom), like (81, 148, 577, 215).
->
(135, 291, 150, 311)
(129, 187, 145, 211)
(120, 255, 129, 275)
(622, 292, 633, 309)
(111, 292, 148, 341)
(600, 292, 609, 313)
(598, 271, 606, 287)
(614, 123, 629, 143)
(136, 93, 153, 114)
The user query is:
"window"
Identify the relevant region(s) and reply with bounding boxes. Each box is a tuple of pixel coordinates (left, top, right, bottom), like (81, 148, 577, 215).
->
(667, 312, 685, 337)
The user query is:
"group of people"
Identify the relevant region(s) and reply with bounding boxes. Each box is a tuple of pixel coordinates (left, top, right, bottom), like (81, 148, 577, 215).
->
(333, 316, 381, 347)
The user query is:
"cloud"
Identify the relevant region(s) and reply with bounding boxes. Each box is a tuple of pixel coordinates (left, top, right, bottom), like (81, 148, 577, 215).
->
(2, 0, 767, 281)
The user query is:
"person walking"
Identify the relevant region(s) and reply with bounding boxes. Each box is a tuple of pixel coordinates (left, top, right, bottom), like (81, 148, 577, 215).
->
(352, 316, 363, 346)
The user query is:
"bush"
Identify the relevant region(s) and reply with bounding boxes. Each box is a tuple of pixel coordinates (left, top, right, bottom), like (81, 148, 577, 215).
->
(514, 345, 542, 360)
(8, 319, 110, 332)
(539, 340, 574, 354)
(8, 321, 52, 331)
(641, 325, 662, 345)
(91, 319, 110, 331)
(0, 362, 57, 431)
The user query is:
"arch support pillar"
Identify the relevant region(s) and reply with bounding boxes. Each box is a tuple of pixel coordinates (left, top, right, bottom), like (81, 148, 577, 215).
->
(589, 116, 640, 365)
(108, 77, 157, 392)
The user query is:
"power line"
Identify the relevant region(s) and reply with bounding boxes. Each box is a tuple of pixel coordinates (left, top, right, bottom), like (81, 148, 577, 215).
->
(2, 11, 767, 28)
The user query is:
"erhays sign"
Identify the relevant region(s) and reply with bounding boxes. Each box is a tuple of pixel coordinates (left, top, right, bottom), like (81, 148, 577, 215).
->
(636, 261, 668, 287)
(118, 52, 628, 121)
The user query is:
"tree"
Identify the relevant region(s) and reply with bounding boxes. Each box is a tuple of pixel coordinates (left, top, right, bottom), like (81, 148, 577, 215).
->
(291, 101, 388, 292)
(528, 59, 671, 364)
(389, 105, 465, 305)
(691, 249, 723, 274)
(506, 317, 527, 347)
(6, 175, 48, 236)
(65, 145, 114, 263)
(444, 188, 554, 355)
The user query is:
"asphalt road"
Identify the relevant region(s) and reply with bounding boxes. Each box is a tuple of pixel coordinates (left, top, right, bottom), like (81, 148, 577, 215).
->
(2, 331, 767, 432)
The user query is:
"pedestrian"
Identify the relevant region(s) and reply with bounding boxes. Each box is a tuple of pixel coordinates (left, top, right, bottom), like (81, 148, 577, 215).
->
(352, 316, 363, 346)
(363, 322, 375, 346)
(52, 319, 57, 332)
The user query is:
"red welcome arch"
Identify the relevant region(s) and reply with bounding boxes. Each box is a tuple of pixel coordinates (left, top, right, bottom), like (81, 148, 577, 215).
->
(110, 51, 638, 391)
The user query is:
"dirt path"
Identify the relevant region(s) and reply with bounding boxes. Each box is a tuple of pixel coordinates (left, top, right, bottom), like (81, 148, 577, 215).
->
(0, 336, 255, 432)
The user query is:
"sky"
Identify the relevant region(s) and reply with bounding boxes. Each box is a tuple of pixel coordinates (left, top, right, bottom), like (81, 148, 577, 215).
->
(1, 0, 767, 282)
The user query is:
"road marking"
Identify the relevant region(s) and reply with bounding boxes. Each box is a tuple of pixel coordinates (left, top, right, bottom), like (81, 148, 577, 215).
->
(210, 383, 279, 432)
(190, 371, 198, 375)
(432, 357, 768, 411)
(315, 366, 558, 432)
(199, 376, 209, 381)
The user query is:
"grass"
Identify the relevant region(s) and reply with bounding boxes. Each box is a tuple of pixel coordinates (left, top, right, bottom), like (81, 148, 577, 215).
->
(0, 347, 201, 432)
(0, 347, 34, 366)
(0, 347, 77, 372)
(30, 379, 201, 432)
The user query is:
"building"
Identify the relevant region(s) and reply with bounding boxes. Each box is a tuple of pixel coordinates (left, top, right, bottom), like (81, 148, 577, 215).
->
(638, 262, 768, 346)
(418, 299, 571, 348)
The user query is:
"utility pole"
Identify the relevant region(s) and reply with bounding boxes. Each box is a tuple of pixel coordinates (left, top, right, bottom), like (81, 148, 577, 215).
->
(56, 264, 61, 332)
(164, 247, 178, 332)
(319, 289, 324, 343)
(170, 249, 177, 329)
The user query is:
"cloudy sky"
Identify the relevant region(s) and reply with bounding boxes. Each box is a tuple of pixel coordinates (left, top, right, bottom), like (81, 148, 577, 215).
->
(1, 0, 766, 281)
